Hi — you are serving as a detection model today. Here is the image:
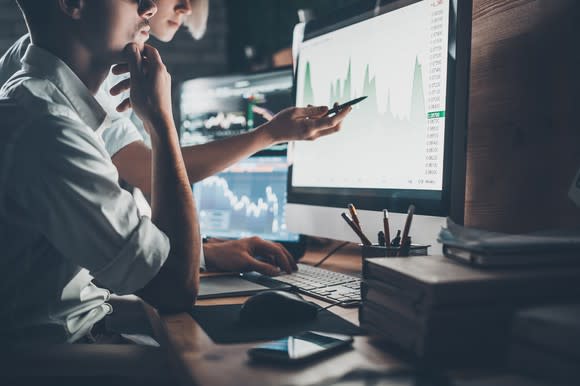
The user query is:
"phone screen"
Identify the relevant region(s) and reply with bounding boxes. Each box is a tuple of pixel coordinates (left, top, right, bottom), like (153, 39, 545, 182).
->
(248, 331, 353, 363)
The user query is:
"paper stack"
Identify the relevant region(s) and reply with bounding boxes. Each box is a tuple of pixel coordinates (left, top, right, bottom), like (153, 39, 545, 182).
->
(359, 255, 580, 364)
(439, 219, 580, 267)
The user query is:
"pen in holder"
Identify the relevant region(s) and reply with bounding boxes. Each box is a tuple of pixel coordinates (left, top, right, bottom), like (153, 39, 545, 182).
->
(361, 243, 430, 258)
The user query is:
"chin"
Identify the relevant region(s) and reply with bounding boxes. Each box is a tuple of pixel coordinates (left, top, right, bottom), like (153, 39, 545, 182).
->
(153, 31, 176, 42)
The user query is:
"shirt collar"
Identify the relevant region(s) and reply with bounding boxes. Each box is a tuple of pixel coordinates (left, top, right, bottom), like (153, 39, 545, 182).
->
(20, 44, 108, 131)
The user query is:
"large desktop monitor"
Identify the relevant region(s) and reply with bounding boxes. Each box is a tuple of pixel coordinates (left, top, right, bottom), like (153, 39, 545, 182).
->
(179, 68, 294, 151)
(287, 0, 472, 251)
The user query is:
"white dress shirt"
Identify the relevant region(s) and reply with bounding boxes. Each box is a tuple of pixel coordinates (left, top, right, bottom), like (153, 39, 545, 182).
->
(0, 45, 172, 345)
(0, 34, 205, 267)
(0, 34, 143, 158)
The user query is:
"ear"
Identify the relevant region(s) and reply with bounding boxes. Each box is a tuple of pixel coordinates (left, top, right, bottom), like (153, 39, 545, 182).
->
(58, 0, 84, 20)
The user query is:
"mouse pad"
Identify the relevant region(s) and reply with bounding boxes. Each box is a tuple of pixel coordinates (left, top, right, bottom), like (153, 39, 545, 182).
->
(198, 275, 291, 299)
(189, 304, 364, 344)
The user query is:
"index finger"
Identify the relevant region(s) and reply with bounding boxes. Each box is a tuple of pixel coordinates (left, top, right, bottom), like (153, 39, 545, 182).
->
(276, 243, 297, 271)
(253, 239, 294, 274)
(293, 105, 329, 118)
(123, 43, 142, 75)
(112, 63, 129, 75)
(142, 44, 164, 68)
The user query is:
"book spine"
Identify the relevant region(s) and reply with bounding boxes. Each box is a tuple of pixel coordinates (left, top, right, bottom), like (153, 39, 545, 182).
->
(362, 280, 427, 322)
(359, 302, 423, 355)
(363, 259, 425, 293)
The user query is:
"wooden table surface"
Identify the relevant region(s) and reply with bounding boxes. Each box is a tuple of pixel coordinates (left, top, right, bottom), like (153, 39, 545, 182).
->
(157, 241, 553, 386)
(159, 241, 408, 386)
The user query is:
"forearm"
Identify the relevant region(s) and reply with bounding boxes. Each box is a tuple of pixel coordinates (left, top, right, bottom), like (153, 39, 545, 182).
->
(111, 141, 152, 196)
(114, 122, 275, 192)
(182, 125, 275, 183)
(138, 116, 201, 312)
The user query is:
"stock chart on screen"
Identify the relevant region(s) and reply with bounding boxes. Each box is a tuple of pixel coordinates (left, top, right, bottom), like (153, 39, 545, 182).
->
(293, 0, 449, 191)
(180, 69, 293, 148)
(194, 156, 299, 242)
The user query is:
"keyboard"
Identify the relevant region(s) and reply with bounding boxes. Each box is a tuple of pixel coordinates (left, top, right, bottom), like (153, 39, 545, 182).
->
(253, 263, 361, 307)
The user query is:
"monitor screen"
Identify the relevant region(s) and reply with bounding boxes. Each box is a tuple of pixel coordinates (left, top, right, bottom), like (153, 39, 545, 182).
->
(287, 0, 471, 247)
(193, 155, 300, 242)
(179, 69, 294, 150)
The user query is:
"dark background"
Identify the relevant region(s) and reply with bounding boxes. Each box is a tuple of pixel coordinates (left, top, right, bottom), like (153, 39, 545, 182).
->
(0, 0, 365, 83)
(224, 0, 363, 72)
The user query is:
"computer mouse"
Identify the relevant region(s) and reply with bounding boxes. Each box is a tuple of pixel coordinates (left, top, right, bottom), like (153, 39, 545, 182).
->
(239, 290, 319, 326)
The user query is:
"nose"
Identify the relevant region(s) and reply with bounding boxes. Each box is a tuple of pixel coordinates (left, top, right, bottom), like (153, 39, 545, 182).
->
(176, 0, 193, 16)
(140, 0, 158, 19)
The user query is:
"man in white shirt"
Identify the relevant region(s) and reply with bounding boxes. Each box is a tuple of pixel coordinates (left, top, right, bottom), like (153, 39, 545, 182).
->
(0, 0, 343, 272)
(0, 0, 350, 345)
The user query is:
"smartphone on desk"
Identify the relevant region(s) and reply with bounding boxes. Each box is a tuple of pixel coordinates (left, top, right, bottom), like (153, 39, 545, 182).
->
(247, 331, 353, 364)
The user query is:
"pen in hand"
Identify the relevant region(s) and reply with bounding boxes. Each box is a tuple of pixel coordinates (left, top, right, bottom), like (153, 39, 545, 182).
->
(324, 96, 367, 116)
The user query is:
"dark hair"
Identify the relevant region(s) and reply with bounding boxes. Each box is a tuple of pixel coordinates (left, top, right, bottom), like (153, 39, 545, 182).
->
(15, 0, 53, 28)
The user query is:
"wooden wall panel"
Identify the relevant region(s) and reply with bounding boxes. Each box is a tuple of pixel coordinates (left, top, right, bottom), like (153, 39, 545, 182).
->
(465, 0, 580, 232)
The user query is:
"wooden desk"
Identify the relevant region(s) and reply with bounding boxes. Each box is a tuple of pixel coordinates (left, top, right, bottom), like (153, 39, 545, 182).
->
(158, 242, 554, 386)
(159, 242, 408, 386)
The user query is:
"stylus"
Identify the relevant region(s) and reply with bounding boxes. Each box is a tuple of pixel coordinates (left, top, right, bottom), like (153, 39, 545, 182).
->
(324, 96, 367, 116)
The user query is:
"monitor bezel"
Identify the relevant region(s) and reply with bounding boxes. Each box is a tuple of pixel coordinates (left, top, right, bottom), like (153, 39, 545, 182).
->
(288, 0, 471, 223)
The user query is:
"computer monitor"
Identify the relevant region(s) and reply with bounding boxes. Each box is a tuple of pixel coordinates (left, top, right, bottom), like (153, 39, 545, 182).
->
(194, 154, 304, 254)
(179, 68, 294, 151)
(287, 0, 472, 251)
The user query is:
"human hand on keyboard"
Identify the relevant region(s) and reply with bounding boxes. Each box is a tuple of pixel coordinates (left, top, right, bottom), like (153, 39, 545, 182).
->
(203, 237, 298, 275)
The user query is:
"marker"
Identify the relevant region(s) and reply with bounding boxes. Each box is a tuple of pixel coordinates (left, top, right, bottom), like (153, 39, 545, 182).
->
(391, 230, 401, 247)
(383, 209, 391, 249)
(398, 204, 415, 256)
(341, 212, 372, 246)
(325, 96, 367, 116)
(378, 231, 386, 247)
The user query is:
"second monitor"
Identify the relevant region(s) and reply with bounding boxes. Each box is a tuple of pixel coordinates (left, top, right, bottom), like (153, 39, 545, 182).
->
(179, 68, 294, 151)
(193, 155, 302, 254)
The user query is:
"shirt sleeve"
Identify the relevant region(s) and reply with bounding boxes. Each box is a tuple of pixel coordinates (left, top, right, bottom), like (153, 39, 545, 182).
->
(100, 116, 144, 157)
(94, 80, 144, 157)
(5, 115, 170, 295)
(0, 34, 31, 89)
(131, 187, 206, 270)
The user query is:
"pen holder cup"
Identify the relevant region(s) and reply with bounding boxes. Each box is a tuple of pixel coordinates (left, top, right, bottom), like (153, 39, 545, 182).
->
(361, 244, 430, 258)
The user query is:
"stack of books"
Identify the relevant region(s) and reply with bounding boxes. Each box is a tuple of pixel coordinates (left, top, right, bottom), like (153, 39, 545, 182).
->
(359, 255, 580, 364)
(439, 219, 580, 267)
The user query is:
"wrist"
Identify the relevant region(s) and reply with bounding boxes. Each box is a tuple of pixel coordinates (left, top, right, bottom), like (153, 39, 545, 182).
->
(145, 114, 177, 144)
(254, 121, 279, 146)
(142, 109, 173, 128)
(202, 244, 217, 271)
